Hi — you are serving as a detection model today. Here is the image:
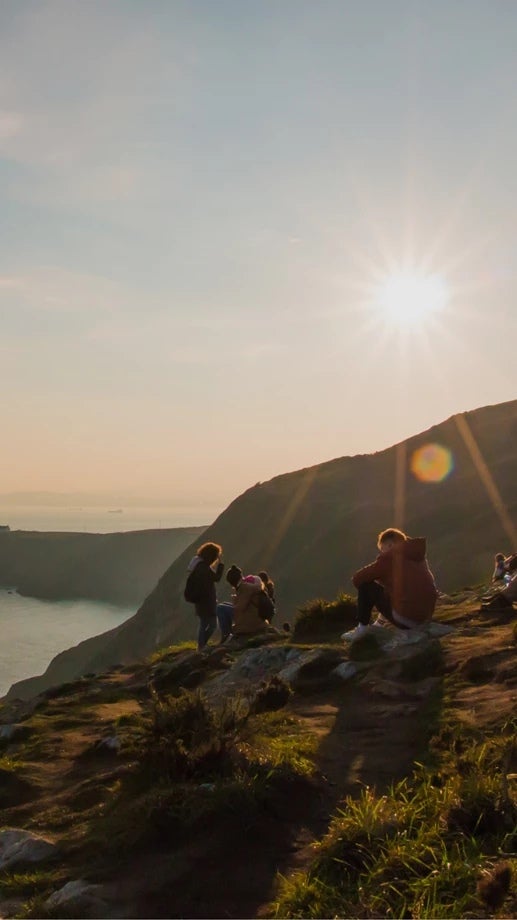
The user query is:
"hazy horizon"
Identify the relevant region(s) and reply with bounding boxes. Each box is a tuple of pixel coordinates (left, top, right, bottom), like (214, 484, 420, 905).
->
(0, 394, 514, 511)
(2, 1, 516, 505)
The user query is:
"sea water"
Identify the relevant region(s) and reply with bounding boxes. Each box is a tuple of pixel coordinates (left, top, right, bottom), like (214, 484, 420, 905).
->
(0, 504, 220, 533)
(0, 589, 134, 698)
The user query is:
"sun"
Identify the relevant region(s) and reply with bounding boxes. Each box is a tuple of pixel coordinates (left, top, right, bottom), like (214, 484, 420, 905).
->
(372, 271, 449, 327)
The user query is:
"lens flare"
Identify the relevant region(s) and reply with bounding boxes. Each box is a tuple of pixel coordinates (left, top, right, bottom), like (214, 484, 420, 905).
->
(410, 443, 454, 483)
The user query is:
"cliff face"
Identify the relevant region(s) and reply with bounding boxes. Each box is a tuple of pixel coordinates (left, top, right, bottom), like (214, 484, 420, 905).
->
(0, 527, 205, 606)
(6, 399, 517, 701)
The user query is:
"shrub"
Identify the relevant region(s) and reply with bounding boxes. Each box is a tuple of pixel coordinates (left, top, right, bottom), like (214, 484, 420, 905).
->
(251, 676, 292, 714)
(293, 593, 356, 640)
(135, 688, 238, 785)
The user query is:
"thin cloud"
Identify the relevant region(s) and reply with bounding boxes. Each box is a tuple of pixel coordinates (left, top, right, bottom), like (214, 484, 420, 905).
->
(0, 267, 125, 315)
(0, 110, 23, 142)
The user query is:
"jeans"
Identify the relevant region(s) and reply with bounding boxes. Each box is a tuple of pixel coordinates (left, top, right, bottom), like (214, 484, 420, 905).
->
(356, 581, 408, 629)
(216, 602, 234, 641)
(197, 615, 217, 650)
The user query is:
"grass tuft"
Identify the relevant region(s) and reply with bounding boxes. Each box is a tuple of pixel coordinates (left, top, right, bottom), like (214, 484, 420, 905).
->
(292, 593, 356, 640)
(273, 719, 517, 919)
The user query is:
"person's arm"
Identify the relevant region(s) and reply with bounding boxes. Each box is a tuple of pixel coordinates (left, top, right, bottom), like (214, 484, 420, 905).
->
(352, 555, 385, 588)
(212, 561, 225, 583)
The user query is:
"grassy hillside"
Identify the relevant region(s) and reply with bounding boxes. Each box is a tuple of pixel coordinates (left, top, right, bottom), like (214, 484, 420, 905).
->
(7, 399, 517, 700)
(0, 527, 205, 606)
(0, 593, 515, 919)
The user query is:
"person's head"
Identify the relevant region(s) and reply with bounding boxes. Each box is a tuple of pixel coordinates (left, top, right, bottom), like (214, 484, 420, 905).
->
(196, 542, 222, 565)
(226, 564, 243, 588)
(495, 553, 505, 563)
(377, 528, 408, 553)
(258, 570, 271, 586)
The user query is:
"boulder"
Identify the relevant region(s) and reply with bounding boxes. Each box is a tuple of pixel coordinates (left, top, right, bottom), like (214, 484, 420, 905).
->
(0, 726, 18, 742)
(95, 735, 121, 753)
(278, 649, 331, 686)
(425, 622, 455, 637)
(45, 880, 108, 919)
(0, 829, 57, 871)
(330, 661, 360, 683)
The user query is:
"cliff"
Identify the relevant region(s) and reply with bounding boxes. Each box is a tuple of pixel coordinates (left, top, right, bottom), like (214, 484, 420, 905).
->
(6, 399, 517, 701)
(0, 527, 205, 606)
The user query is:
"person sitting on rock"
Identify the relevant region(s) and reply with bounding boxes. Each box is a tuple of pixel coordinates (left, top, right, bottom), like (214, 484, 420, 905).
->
(492, 553, 507, 582)
(258, 570, 276, 619)
(222, 564, 270, 638)
(342, 527, 438, 642)
(481, 559, 517, 611)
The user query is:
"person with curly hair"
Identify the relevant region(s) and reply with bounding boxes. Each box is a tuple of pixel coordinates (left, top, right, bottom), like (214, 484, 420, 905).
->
(184, 542, 224, 651)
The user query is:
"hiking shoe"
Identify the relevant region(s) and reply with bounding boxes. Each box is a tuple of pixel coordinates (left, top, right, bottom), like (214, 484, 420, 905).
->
(342, 623, 368, 642)
(481, 594, 513, 611)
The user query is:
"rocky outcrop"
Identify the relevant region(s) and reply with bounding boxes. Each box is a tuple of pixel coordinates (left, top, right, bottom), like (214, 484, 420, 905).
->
(0, 828, 57, 871)
(44, 880, 109, 919)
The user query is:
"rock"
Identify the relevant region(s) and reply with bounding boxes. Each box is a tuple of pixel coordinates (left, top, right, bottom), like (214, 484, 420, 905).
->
(425, 622, 455, 637)
(331, 661, 359, 682)
(0, 829, 57, 871)
(278, 649, 328, 685)
(95, 735, 121, 753)
(45, 880, 108, 919)
(280, 648, 346, 691)
(150, 651, 205, 691)
(222, 646, 295, 683)
(205, 646, 299, 704)
(366, 635, 443, 683)
(0, 726, 17, 741)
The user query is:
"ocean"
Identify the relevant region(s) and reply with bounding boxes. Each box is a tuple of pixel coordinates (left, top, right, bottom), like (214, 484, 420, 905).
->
(0, 504, 220, 534)
(0, 506, 219, 697)
(0, 589, 135, 698)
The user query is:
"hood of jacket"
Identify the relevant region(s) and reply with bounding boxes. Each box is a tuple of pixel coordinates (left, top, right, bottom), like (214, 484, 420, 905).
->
(187, 555, 203, 572)
(397, 537, 427, 562)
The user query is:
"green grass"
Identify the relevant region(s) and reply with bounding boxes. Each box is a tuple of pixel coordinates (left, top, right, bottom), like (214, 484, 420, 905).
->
(0, 869, 63, 898)
(81, 692, 317, 867)
(272, 719, 516, 919)
(147, 640, 197, 665)
(0, 754, 24, 772)
(292, 593, 356, 640)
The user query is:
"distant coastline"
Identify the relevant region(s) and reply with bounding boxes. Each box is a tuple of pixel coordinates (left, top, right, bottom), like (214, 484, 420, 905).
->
(0, 525, 205, 607)
(0, 504, 218, 534)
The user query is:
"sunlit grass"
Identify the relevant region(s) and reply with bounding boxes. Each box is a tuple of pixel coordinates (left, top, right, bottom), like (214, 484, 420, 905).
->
(272, 719, 516, 919)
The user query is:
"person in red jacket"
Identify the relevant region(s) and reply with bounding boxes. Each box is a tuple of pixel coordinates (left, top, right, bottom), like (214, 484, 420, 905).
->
(342, 527, 438, 642)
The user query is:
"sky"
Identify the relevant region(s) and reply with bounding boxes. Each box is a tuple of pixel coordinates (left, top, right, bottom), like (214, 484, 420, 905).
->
(1, 0, 516, 511)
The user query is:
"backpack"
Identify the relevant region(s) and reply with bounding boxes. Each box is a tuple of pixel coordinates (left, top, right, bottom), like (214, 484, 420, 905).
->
(184, 569, 201, 604)
(254, 589, 275, 622)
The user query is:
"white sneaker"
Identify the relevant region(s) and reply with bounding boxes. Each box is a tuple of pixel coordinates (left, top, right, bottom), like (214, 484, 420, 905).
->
(341, 623, 368, 642)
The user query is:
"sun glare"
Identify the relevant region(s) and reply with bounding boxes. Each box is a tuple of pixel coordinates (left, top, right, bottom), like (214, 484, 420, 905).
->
(373, 271, 449, 327)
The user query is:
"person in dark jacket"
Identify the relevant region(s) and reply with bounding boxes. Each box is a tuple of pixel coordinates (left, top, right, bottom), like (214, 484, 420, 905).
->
(185, 542, 224, 651)
(342, 527, 438, 642)
(258, 570, 276, 620)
